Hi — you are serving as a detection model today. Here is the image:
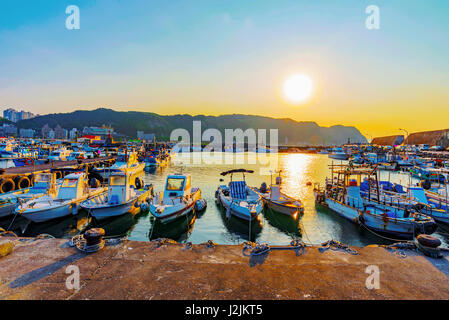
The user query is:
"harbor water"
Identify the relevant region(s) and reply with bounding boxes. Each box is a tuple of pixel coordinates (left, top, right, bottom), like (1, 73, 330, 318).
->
(2, 153, 449, 247)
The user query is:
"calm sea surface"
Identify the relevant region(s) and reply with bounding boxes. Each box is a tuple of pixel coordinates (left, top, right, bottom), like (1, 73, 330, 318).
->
(2, 153, 449, 247)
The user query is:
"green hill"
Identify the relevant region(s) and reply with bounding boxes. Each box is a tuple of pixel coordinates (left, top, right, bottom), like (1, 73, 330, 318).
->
(16, 108, 367, 145)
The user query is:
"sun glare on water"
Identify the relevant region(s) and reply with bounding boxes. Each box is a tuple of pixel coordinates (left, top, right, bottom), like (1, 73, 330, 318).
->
(283, 74, 313, 104)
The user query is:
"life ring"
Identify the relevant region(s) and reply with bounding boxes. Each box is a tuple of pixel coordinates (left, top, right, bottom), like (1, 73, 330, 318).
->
(25, 158, 32, 166)
(0, 179, 15, 193)
(54, 171, 62, 179)
(15, 176, 31, 189)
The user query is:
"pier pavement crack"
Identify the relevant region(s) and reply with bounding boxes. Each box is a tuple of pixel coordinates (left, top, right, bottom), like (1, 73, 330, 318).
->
(65, 243, 127, 300)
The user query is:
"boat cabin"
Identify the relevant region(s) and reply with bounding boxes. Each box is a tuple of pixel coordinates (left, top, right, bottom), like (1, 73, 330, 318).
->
(162, 174, 191, 204)
(32, 173, 57, 195)
(107, 172, 132, 204)
(57, 172, 86, 200)
(115, 152, 138, 167)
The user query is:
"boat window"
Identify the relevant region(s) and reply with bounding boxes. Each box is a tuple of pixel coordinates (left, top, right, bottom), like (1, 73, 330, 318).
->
(62, 179, 78, 187)
(110, 176, 126, 186)
(116, 155, 126, 162)
(35, 174, 50, 183)
(166, 178, 185, 191)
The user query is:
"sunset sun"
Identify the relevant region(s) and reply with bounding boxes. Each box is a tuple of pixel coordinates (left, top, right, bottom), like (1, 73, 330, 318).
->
(283, 74, 313, 104)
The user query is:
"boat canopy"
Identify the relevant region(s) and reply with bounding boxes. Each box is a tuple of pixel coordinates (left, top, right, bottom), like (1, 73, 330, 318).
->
(220, 169, 254, 176)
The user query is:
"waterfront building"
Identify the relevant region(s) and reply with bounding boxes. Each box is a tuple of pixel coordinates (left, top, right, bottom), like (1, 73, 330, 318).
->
(2, 108, 36, 122)
(82, 126, 114, 138)
(41, 124, 51, 139)
(0, 123, 18, 137)
(137, 131, 155, 143)
(19, 128, 35, 138)
(69, 128, 78, 140)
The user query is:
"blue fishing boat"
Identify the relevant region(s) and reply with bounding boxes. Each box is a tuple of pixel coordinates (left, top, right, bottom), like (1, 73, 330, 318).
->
(215, 169, 264, 221)
(314, 166, 437, 239)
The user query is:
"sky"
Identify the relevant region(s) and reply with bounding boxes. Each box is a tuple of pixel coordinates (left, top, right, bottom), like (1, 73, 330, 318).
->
(0, 0, 448, 138)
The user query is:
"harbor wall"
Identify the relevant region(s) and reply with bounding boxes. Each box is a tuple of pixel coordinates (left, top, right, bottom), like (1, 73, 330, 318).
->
(371, 135, 404, 146)
(406, 129, 449, 147)
(1, 237, 448, 300)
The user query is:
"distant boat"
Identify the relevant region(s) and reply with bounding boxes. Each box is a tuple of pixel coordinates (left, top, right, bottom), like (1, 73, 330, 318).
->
(93, 151, 144, 180)
(328, 147, 349, 160)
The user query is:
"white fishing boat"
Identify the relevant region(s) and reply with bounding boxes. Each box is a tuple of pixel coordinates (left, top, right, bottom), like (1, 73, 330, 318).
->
(16, 172, 106, 223)
(80, 172, 152, 220)
(328, 147, 349, 160)
(255, 172, 304, 217)
(48, 148, 72, 161)
(215, 169, 264, 221)
(149, 174, 202, 223)
(92, 151, 144, 180)
(0, 173, 60, 218)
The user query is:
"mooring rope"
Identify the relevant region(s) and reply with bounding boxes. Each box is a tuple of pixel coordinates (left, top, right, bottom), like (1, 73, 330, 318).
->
(358, 218, 410, 243)
(70, 234, 105, 253)
(318, 239, 358, 255)
(242, 239, 308, 256)
(0, 227, 17, 238)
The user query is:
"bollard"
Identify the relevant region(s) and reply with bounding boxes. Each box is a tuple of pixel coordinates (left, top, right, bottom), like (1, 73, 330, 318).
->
(83, 228, 105, 246)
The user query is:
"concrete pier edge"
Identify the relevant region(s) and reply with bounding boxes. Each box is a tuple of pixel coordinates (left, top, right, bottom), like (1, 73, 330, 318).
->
(0, 236, 448, 300)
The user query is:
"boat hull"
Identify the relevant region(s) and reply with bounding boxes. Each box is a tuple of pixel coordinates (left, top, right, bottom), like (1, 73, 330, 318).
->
(323, 197, 434, 239)
(264, 199, 302, 216)
(329, 153, 349, 160)
(19, 188, 106, 223)
(83, 190, 151, 220)
(150, 189, 201, 224)
(0, 202, 16, 218)
(217, 188, 263, 221)
(20, 202, 75, 223)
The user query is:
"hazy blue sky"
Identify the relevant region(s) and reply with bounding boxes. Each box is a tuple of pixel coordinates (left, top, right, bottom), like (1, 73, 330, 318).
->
(1, 0, 448, 136)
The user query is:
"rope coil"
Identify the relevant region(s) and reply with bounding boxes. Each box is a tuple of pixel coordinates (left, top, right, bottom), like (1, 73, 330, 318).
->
(151, 238, 178, 248)
(201, 240, 217, 249)
(319, 240, 358, 255)
(70, 234, 105, 253)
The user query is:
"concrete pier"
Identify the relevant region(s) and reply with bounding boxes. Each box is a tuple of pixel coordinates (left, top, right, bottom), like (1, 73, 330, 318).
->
(0, 237, 448, 300)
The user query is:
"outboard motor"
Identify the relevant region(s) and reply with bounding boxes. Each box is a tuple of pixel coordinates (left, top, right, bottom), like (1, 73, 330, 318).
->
(420, 179, 431, 190)
(90, 178, 100, 188)
(194, 198, 207, 212)
(275, 176, 282, 185)
(260, 182, 267, 193)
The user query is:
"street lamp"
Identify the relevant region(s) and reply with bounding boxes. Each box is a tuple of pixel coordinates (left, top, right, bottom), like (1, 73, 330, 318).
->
(399, 128, 408, 146)
(365, 133, 372, 144)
